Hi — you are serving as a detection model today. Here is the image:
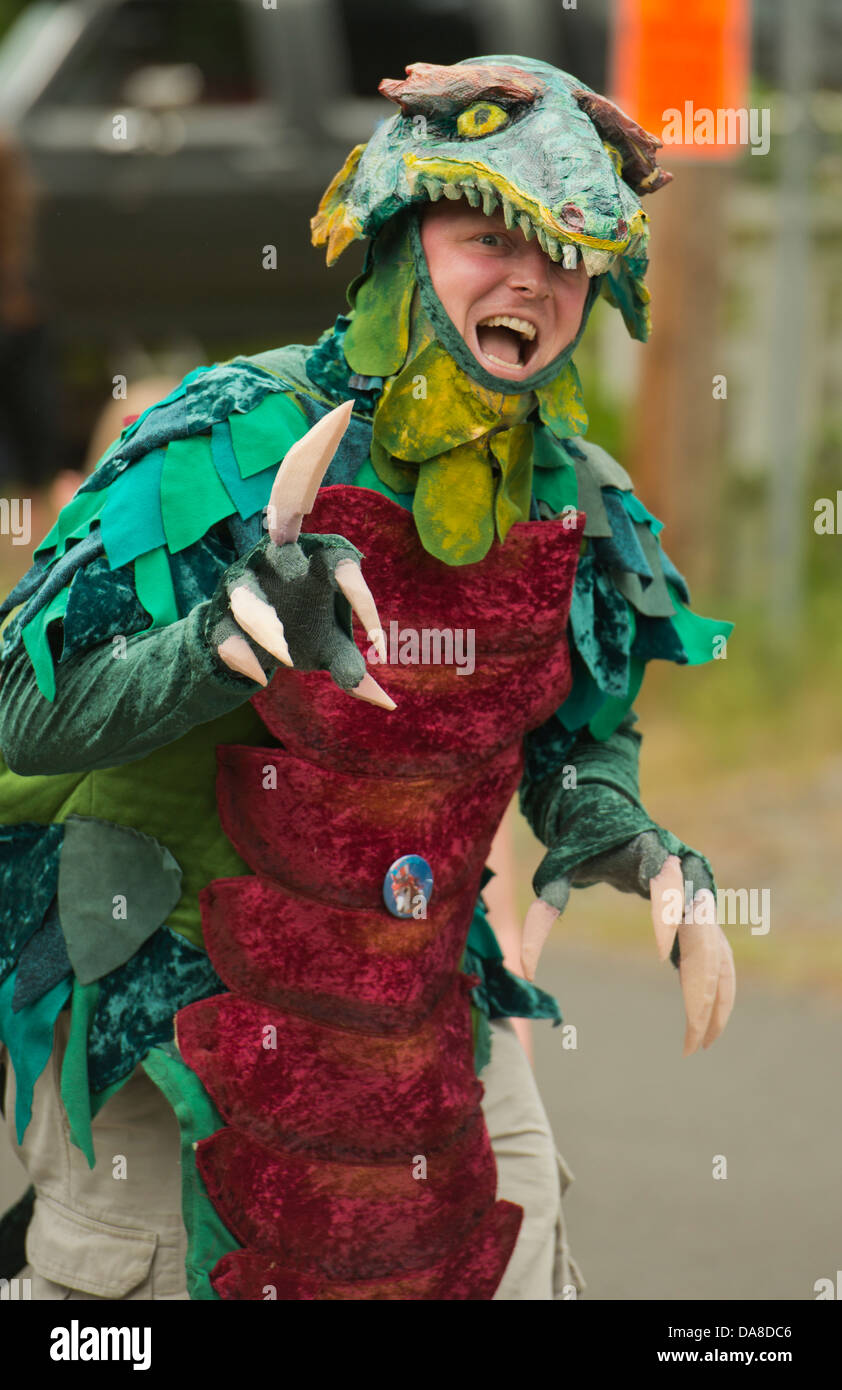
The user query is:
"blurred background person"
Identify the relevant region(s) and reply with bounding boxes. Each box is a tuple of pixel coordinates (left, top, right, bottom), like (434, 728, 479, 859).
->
(0, 130, 60, 544)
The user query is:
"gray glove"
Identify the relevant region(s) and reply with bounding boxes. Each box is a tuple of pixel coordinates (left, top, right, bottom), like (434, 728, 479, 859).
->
(539, 830, 714, 967)
(203, 529, 393, 706)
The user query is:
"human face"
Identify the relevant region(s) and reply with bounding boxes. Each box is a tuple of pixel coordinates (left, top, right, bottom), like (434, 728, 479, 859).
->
(419, 199, 591, 383)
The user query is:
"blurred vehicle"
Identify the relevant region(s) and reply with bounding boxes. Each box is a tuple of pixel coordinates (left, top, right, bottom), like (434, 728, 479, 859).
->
(0, 0, 583, 346)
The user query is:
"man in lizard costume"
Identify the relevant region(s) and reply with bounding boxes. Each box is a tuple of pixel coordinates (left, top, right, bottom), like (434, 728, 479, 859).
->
(0, 55, 735, 1301)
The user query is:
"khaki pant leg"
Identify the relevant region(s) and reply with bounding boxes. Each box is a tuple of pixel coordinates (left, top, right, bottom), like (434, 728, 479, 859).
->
(481, 1017, 586, 1301)
(3, 1012, 188, 1300)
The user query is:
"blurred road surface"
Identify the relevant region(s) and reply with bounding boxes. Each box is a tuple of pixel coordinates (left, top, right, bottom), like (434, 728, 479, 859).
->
(533, 936, 842, 1301)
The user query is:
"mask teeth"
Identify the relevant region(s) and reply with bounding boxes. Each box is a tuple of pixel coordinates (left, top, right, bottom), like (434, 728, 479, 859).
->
(476, 179, 497, 216)
(443, 181, 463, 200)
(535, 226, 549, 254)
(501, 198, 517, 230)
(562, 243, 578, 269)
(546, 235, 563, 262)
(421, 177, 444, 202)
(581, 246, 617, 276)
(464, 182, 481, 208)
(519, 214, 535, 241)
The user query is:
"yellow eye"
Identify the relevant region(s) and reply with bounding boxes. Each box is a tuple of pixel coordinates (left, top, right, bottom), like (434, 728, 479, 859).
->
(456, 102, 510, 138)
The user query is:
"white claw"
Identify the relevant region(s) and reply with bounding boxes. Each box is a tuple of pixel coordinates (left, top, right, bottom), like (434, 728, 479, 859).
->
(702, 927, 736, 1049)
(266, 398, 354, 545)
(367, 628, 387, 663)
(334, 557, 386, 655)
(521, 897, 560, 982)
(229, 585, 293, 666)
(649, 854, 683, 962)
(679, 890, 722, 1057)
(347, 671, 396, 711)
(217, 634, 268, 687)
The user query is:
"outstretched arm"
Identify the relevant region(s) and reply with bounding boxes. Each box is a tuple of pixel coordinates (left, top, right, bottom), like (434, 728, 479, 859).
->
(0, 599, 268, 776)
(0, 402, 390, 778)
(519, 709, 735, 1056)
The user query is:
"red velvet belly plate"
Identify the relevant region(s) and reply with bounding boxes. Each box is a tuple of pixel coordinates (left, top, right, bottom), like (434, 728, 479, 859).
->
(175, 484, 584, 1300)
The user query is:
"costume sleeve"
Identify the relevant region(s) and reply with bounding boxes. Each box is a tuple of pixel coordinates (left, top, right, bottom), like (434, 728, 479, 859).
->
(521, 431, 733, 882)
(521, 708, 662, 888)
(0, 359, 320, 775)
(0, 595, 269, 777)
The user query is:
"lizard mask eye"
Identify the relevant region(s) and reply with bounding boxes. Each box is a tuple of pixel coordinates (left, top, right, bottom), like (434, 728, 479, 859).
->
(456, 102, 509, 138)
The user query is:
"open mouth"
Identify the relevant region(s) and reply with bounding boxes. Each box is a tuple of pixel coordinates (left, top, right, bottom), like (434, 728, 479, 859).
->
(474, 314, 539, 373)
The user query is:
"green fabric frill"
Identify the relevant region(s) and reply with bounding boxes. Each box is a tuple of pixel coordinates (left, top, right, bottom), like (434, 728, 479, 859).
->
(16, 373, 311, 701)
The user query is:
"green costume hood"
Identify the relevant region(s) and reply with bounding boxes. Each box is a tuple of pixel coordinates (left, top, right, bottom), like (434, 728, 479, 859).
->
(312, 54, 672, 343)
(309, 54, 673, 564)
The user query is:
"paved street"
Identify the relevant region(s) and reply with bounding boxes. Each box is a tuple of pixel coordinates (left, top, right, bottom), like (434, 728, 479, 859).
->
(532, 936, 842, 1301)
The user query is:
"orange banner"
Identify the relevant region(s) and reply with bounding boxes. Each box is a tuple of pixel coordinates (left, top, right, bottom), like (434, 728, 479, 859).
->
(611, 0, 753, 160)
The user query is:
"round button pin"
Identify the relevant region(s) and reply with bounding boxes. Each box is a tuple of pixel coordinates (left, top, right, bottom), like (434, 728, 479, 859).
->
(383, 855, 433, 919)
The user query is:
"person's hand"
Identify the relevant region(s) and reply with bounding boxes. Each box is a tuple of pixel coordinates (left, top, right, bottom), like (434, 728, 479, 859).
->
(520, 832, 736, 1056)
(204, 400, 394, 710)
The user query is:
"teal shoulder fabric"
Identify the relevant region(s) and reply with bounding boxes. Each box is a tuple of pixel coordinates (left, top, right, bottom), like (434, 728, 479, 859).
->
(2, 359, 310, 701)
(526, 430, 733, 785)
(1, 346, 383, 702)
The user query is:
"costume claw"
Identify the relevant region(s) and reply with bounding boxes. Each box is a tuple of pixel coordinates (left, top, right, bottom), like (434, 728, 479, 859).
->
(367, 628, 387, 663)
(347, 671, 396, 711)
(679, 891, 721, 1057)
(702, 927, 736, 1049)
(649, 854, 683, 961)
(229, 585, 293, 666)
(334, 558, 386, 653)
(521, 897, 559, 982)
(267, 398, 354, 545)
(217, 634, 268, 686)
